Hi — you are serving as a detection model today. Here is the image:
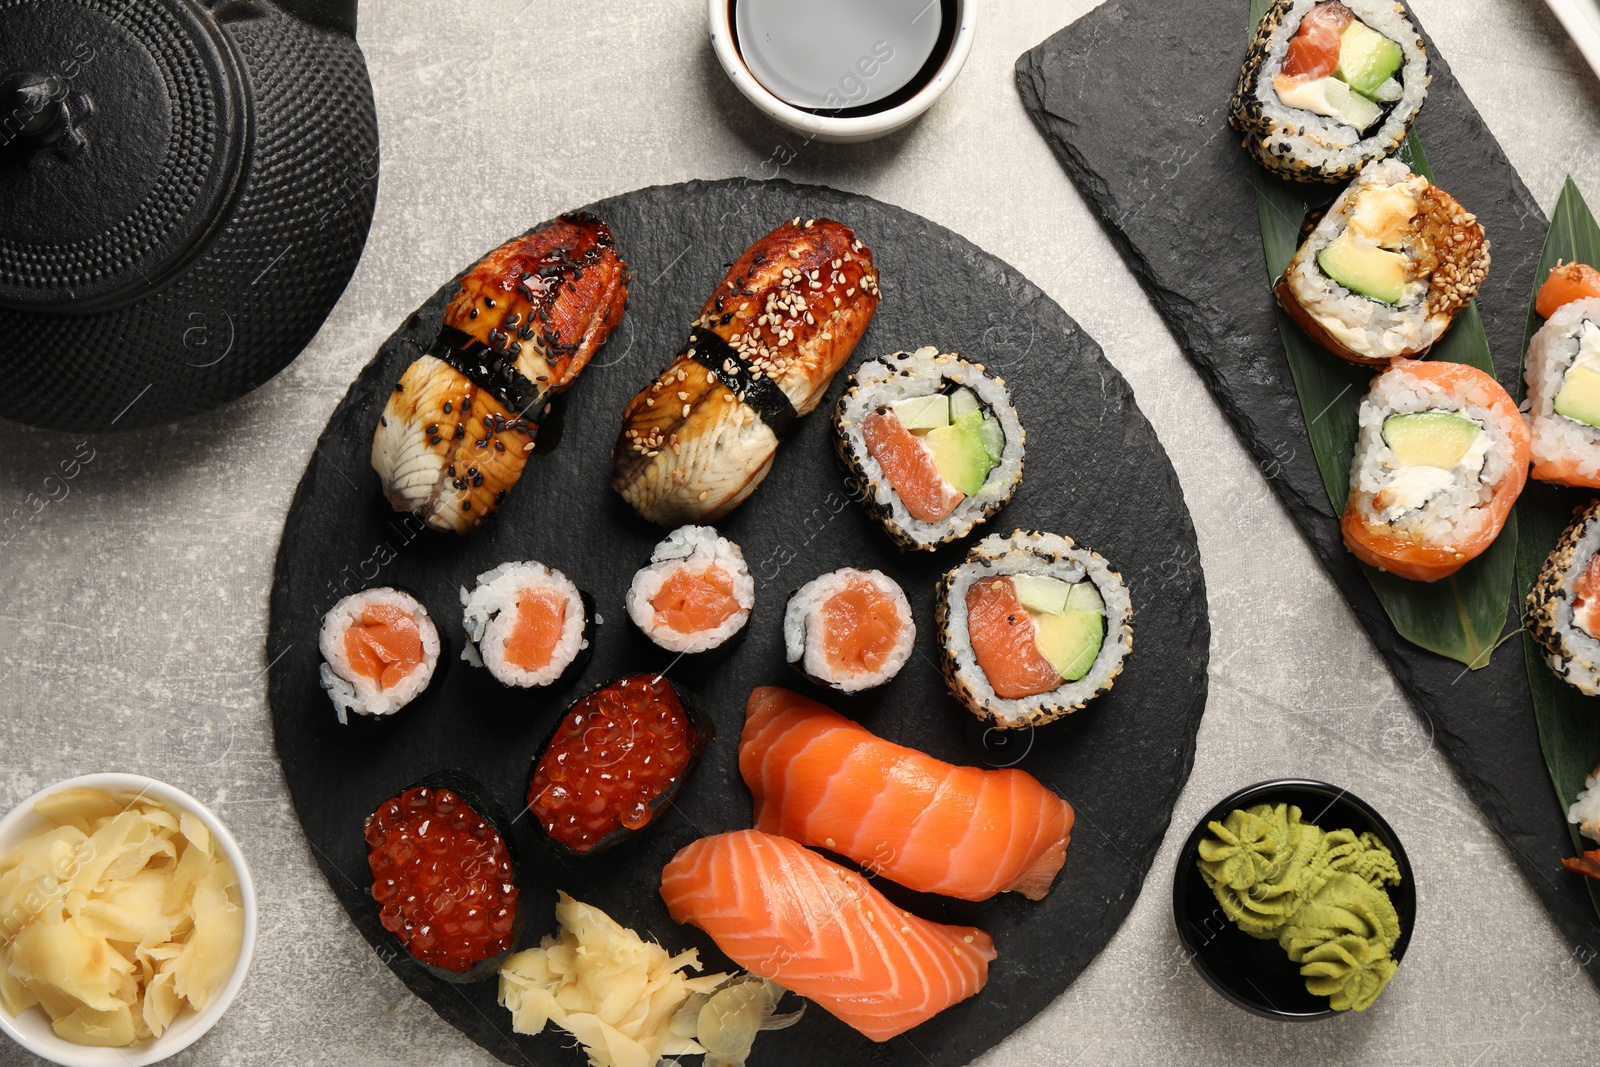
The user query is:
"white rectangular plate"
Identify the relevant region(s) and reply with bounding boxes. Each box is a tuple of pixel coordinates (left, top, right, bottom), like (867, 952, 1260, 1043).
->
(1546, 0, 1600, 81)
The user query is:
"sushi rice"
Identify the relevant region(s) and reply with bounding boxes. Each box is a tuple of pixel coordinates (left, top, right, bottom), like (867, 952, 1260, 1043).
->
(835, 347, 1025, 551)
(460, 562, 590, 688)
(627, 525, 754, 653)
(783, 568, 916, 692)
(1524, 298, 1600, 485)
(937, 531, 1133, 729)
(1569, 763, 1600, 844)
(319, 587, 440, 724)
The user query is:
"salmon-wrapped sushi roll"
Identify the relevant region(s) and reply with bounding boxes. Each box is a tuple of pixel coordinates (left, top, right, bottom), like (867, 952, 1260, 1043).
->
(612, 218, 878, 525)
(1341, 360, 1528, 581)
(1524, 264, 1600, 488)
(373, 214, 630, 534)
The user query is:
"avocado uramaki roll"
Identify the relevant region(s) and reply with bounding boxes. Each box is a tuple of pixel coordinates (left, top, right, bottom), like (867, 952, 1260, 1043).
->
(835, 347, 1024, 551)
(1524, 281, 1600, 487)
(1230, 0, 1428, 183)
(1277, 160, 1489, 366)
(1527, 500, 1600, 697)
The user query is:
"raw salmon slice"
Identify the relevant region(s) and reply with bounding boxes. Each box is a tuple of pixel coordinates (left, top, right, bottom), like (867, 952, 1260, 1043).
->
(659, 830, 995, 1042)
(504, 588, 568, 672)
(651, 565, 739, 633)
(1536, 262, 1600, 319)
(1573, 554, 1600, 638)
(861, 408, 964, 523)
(1279, 1, 1353, 82)
(821, 578, 903, 674)
(740, 687, 1074, 901)
(344, 604, 425, 689)
(965, 576, 1062, 699)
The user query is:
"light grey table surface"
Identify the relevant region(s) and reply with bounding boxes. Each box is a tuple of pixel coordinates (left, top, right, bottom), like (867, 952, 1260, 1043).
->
(4, 1, 1600, 1063)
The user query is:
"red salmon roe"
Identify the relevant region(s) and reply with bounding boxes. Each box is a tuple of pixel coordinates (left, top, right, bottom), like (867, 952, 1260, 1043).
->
(528, 675, 695, 852)
(364, 786, 518, 972)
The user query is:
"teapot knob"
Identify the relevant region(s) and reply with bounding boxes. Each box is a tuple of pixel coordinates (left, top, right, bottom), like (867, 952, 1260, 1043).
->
(0, 71, 84, 158)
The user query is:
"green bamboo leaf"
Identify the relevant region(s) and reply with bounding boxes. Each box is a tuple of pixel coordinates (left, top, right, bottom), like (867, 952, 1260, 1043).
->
(1513, 177, 1600, 915)
(1243, 69, 1516, 666)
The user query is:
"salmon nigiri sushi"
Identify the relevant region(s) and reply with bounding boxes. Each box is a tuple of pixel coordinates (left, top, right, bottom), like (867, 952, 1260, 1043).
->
(659, 830, 994, 1042)
(740, 687, 1074, 901)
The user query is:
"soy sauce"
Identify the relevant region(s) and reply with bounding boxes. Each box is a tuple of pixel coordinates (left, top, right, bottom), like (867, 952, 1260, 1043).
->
(730, 0, 960, 117)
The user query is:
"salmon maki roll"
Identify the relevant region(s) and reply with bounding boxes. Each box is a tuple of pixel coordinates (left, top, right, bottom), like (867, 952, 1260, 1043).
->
(1341, 359, 1528, 581)
(782, 569, 914, 692)
(740, 687, 1074, 901)
(1524, 264, 1600, 488)
(1526, 500, 1600, 696)
(319, 588, 441, 724)
(459, 562, 592, 689)
(659, 830, 995, 1042)
(373, 214, 630, 534)
(612, 218, 879, 525)
(626, 525, 754, 654)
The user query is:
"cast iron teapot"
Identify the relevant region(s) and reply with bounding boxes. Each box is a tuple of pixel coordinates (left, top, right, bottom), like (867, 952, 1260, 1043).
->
(0, 0, 378, 431)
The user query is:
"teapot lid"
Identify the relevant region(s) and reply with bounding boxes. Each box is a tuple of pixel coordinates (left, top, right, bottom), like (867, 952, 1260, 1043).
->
(0, 0, 248, 311)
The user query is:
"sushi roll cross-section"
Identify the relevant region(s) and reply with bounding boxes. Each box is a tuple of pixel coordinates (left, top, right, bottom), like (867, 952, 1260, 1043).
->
(319, 588, 440, 724)
(1527, 500, 1600, 696)
(1340, 360, 1527, 581)
(460, 562, 592, 688)
(835, 347, 1025, 550)
(938, 531, 1133, 729)
(740, 687, 1075, 901)
(1229, 0, 1428, 183)
(1277, 160, 1489, 365)
(1525, 264, 1600, 488)
(527, 675, 712, 858)
(627, 525, 754, 654)
(373, 214, 630, 534)
(782, 568, 914, 692)
(612, 218, 879, 525)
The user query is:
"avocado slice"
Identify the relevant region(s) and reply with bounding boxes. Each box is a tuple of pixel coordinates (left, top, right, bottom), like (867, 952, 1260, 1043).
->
(1317, 231, 1409, 304)
(1064, 580, 1106, 615)
(1381, 411, 1482, 468)
(976, 415, 1005, 466)
(1013, 574, 1072, 615)
(926, 419, 995, 496)
(889, 394, 950, 432)
(1335, 20, 1403, 99)
(1033, 611, 1104, 682)
(1555, 365, 1600, 428)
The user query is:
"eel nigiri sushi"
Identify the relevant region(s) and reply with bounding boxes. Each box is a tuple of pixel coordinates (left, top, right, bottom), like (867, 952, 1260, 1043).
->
(611, 218, 878, 525)
(740, 687, 1074, 901)
(373, 214, 630, 534)
(659, 830, 994, 1042)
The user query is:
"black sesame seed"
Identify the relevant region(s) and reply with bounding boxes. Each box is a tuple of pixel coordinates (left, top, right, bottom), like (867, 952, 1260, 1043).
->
(429, 435, 441, 445)
(443, 401, 453, 414)
(394, 383, 404, 392)
(425, 423, 438, 434)
(455, 424, 465, 439)
(469, 308, 479, 320)
(463, 501, 472, 511)
(495, 441, 505, 452)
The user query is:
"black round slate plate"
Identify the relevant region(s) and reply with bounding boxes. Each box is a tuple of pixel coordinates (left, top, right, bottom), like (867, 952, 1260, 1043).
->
(1172, 779, 1416, 1020)
(267, 178, 1210, 1066)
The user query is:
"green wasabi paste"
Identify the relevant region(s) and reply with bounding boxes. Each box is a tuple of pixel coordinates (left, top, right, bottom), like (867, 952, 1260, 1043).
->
(1196, 804, 1404, 1012)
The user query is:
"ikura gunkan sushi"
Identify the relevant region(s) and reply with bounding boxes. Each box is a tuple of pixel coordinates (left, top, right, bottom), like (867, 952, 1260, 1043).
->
(319, 588, 440, 723)
(834, 347, 1024, 550)
(627, 526, 754, 654)
(937, 531, 1133, 729)
(782, 568, 914, 692)
(1525, 267, 1600, 488)
(1277, 160, 1489, 365)
(460, 562, 592, 688)
(1341, 360, 1528, 582)
(1229, 0, 1428, 183)
(1526, 501, 1600, 696)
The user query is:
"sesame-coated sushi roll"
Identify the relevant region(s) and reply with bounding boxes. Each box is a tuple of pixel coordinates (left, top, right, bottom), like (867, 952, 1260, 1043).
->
(1277, 160, 1488, 365)
(1229, 0, 1428, 183)
(1527, 501, 1600, 696)
(1524, 265, 1600, 487)
(835, 348, 1024, 551)
(627, 526, 754, 654)
(936, 531, 1133, 729)
(783, 568, 915, 692)
(460, 562, 593, 688)
(1341, 360, 1528, 582)
(320, 588, 441, 724)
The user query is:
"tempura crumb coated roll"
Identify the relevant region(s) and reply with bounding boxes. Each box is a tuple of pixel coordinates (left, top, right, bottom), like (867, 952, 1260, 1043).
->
(1230, 0, 1428, 183)
(460, 562, 592, 689)
(1527, 500, 1600, 696)
(627, 525, 754, 653)
(1340, 359, 1528, 582)
(937, 531, 1132, 729)
(320, 588, 441, 723)
(783, 569, 915, 692)
(835, 347, 1024, 551)
(1525, 263, 1600, 487)
(1277, 160, 1488, 366)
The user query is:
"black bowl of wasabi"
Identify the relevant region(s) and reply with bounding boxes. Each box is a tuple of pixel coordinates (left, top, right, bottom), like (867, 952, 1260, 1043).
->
(1171, 779, 1415, 1020)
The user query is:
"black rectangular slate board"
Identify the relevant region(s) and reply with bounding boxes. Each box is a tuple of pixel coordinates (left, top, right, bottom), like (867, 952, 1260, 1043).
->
(1016, 0, 1600, 985)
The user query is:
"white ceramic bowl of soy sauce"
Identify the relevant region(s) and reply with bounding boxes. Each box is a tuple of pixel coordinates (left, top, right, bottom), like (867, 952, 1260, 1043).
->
(708, 0, 975, 143)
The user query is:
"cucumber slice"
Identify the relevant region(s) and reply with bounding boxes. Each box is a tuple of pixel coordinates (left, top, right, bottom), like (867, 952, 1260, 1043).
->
(889, 394, 950, 431)
(949, 387, 982, 421)
(1064, 581, 1106, 615)
(976, 415, 1005, 466)
(1013, 575, 1072, 615)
